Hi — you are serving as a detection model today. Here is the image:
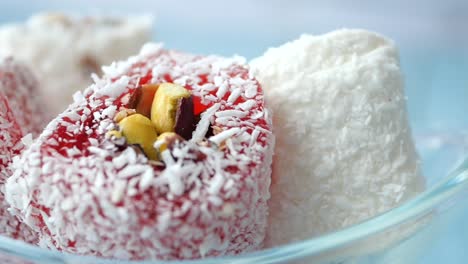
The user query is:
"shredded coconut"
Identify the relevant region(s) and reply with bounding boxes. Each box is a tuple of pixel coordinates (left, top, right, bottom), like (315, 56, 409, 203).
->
(0, 13, 153, 115)
(0, 58, 41, 243)
(250, 29, 425, 247)
(6, 46, 274, 260)
(209, 127, 241, 145)
(191, 103, 220, 143)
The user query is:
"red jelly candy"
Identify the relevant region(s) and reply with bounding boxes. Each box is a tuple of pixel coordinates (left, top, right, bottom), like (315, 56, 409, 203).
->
(6, 44, 274, 260)
(0, 57, 46, 243)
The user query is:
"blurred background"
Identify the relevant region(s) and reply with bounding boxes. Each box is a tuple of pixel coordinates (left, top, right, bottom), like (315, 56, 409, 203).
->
(0, 1, 467, 263)
(1, 0, 466, 129)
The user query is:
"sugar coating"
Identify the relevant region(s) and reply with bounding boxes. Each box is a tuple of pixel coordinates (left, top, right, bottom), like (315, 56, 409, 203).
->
(0, 58, 43, 243)
(0, 13, 152, 116)
(6, 44, 274, 260)
(250, 29, 425, 247)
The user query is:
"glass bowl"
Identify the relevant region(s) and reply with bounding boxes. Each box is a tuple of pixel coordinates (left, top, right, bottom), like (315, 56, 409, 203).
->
(1, 1, 467, 263)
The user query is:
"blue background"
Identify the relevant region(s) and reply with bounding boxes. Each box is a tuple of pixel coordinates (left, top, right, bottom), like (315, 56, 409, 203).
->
(1, 1, 467, 263)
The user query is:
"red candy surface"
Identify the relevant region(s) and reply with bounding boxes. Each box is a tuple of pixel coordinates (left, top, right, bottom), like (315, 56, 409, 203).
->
(6, 45, 274, 260)
(0, 58, 47, 135)
(0, 93, 22, 173)
(0, 57, 45, 243)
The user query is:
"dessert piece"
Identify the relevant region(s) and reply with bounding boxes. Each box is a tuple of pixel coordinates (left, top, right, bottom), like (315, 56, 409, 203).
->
(0, 13, 153, 115)
(0, 93, 37, 243)
(6, 44, 274, 260)
(0, 57, 46, 135)
(250, 29, 425, 247)
(0, 57, 44, 243)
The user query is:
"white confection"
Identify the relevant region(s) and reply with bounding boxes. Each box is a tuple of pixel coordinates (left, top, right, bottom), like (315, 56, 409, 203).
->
(0, 13, 152, 115)
(250, 29, 425, 247)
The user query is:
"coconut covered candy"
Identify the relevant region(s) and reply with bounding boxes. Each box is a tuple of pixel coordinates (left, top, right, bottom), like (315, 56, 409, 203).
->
(0, 57, 46, 243)
(0, 12, 153, 116)
(250, 29, 425, 247)
(6, 44, 274, 260)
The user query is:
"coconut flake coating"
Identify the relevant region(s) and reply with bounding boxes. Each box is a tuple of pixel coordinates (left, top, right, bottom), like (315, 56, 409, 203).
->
(0, 13, 153, 115)
(0, 57, 46, 135)
(250, 29, 425, 247)
(0, 58, 43, 243)
(6, 44, 274, 260)
(0, 93, 37, 243)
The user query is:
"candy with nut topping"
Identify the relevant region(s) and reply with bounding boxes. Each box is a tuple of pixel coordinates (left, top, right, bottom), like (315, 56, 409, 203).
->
(0, 57, 45, 243)
(6, 44, 274, 260)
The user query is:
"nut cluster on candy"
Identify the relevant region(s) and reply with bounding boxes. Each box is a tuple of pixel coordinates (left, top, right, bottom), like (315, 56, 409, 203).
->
(107, 82, 196, 161)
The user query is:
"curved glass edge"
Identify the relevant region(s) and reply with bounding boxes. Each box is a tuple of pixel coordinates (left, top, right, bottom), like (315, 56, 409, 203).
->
(0, 157, 466, 264)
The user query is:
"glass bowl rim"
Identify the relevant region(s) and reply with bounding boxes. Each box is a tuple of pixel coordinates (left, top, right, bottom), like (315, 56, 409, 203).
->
(1, 157, 467, 264)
